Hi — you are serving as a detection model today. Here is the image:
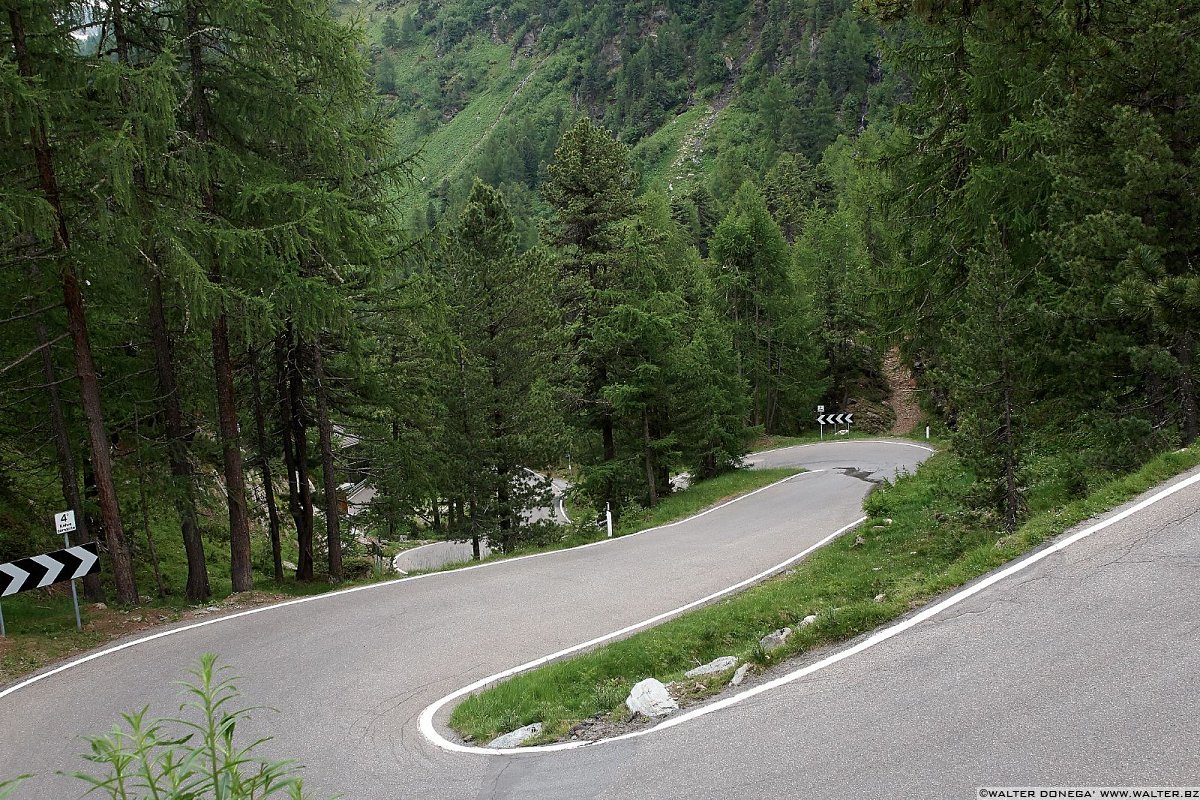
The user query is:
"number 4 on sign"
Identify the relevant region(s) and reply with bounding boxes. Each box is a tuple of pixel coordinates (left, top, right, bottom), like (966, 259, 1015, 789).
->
(56, 510, 77, 535)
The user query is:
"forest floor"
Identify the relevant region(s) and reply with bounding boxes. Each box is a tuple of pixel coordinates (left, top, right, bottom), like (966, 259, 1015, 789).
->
(0, 589, 293, 686)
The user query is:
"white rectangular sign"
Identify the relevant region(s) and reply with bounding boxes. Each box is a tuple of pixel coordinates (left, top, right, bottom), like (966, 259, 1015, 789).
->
(55, 510, 76, 535)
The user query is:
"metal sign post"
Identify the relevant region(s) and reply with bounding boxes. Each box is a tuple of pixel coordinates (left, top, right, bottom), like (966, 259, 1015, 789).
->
(55, 511, 83, 631)
(817, 412, 854, 436)
(0, 540, 99, 634)
(817, 406, 825, 440)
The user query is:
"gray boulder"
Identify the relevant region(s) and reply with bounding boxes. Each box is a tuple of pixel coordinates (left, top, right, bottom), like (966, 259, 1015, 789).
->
(799, 614, 818, 627)
(684, 656, 739, 678)
(625, 678, 678, 717)
(487, 722, 542, 748)
(759, 626, 793, 653)
(729, 663, 752, 687)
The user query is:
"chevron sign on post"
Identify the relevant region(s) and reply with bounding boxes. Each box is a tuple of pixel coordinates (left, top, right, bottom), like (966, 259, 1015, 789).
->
(0, 541, 99, 636)
(816, 412, 854, 427)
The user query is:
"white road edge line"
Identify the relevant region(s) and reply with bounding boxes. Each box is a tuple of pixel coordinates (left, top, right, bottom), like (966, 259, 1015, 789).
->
(420, 464, 1200, 756)
(417, 515, 867, 754)
(0, 467, 827, 703)
(748, 439, 936, 458)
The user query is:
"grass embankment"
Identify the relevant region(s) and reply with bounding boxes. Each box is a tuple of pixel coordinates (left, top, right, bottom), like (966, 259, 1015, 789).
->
(449, 445, 1200, 745)
(416, 467, 802, 573)
(0, 518, 424, 685)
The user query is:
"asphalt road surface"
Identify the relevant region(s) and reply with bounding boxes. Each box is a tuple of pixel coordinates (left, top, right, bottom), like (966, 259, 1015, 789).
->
(6, 441, 1193, 799)
(391, 472, 569, 572)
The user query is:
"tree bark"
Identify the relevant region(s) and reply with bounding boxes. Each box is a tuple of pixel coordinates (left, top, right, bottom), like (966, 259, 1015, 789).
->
(250, 348, 284, 583)
(10, 8, 138, 605)
(148, 274, 211, 601)
(37, 317, 103, 602)
(275, 332, 303, 548)
(643, 410, 657, 508)
(184, 0, 251, 593)
(1177, 332, 1197, 447)
(287, 333, 315, 581)
(1001, 372, 1019, 534)
(212, 315, 253, 592)
(312, 342, 342, 582)
(134, 415, 166, 598)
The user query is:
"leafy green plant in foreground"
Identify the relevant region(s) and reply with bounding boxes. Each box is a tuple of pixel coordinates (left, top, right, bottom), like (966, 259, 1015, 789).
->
(67, 654, 315, 800)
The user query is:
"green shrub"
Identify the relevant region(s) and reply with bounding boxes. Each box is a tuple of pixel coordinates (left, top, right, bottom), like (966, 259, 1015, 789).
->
(61, 654, 320, 800)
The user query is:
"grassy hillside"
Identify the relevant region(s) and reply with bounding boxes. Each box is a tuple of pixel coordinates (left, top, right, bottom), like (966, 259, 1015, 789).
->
(339, 0, 892, 235)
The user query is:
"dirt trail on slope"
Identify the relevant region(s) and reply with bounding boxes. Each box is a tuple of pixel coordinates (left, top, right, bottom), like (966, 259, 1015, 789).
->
(882, 346, 921, 436)
(668, 13, 764, 178)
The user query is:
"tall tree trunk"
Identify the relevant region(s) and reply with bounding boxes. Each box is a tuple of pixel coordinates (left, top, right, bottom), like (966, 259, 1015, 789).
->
(1177, 332, 1197, 447)
(213, 315, 253, 592)
(115, 0, 209, 602)
(1001, 371, 1019, 534)
(469, 498, 480, 561)
(250, 348, 284, 583)
(148, 274, 211, 601)
(275, 332, 303, 545)
(134, 415, 166, 598)
(288, 333, 315, 581)
(37, 317, 103, 601)
(643, 410, 657, 508)
(185, 0, 251, 593)
(312, 342, 342, 582)
(10, 8, 138, 605)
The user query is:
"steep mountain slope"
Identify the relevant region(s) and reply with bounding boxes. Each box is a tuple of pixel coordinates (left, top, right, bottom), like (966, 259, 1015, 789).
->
(341, 0, 893, 235)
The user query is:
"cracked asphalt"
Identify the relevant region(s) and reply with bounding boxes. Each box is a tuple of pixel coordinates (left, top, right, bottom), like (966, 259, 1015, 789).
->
(5, 442, 1196, 799)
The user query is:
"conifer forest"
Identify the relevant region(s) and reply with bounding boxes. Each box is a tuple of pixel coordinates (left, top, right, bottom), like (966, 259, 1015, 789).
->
(1, 0, 1196, 604)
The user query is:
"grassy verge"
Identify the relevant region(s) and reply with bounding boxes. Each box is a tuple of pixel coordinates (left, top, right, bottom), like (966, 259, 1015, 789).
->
(0, 574, 383, 686)
(449, 445, 1200, 745)
(748, 429, 936, 452)
(0, 467, 798, 686)
(410, 467, 802, 574)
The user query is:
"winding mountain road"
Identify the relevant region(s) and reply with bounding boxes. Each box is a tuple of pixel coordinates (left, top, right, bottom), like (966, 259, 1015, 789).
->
(3, 440, 1194, 799)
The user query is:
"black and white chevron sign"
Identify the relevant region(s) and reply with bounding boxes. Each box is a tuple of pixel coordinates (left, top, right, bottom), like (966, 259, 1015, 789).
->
(0, 542, 99, 597)
(817, 413, 854, 426)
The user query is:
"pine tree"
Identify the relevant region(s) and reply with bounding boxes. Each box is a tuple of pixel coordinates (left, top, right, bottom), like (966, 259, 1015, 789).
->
(709, 183, 822, 432)
(441, 180, 560, 552)
(543, 117, 638, 514)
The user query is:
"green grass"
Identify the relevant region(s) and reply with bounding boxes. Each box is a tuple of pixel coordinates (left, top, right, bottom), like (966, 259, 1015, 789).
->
(0, 466, 798, 686)
(448, 444, 1200, 745)
(749, 428, 938, 451)
(633, 103, 712, 189)
(407, 467, 802, 576)
(614, 468, 799, 536)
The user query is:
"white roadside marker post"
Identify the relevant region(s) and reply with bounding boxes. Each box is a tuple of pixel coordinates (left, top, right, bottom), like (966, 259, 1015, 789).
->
(55, 511, 83, 631)
(606, 502, 613, 538)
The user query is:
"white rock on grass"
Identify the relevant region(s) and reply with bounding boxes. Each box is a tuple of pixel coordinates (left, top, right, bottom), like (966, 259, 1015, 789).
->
(625, 678, 678, 717)
(799, 614, 818, 627)
(487, 722, 542, 749)
(684, 656, 739, 678)
(729, 663, 752, 687)
(759, 627, 793, 653)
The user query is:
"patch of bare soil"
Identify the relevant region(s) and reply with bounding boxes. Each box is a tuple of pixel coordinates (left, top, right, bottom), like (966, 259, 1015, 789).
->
(0, 590, 295, 686)
(882, 346, 921, 436)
